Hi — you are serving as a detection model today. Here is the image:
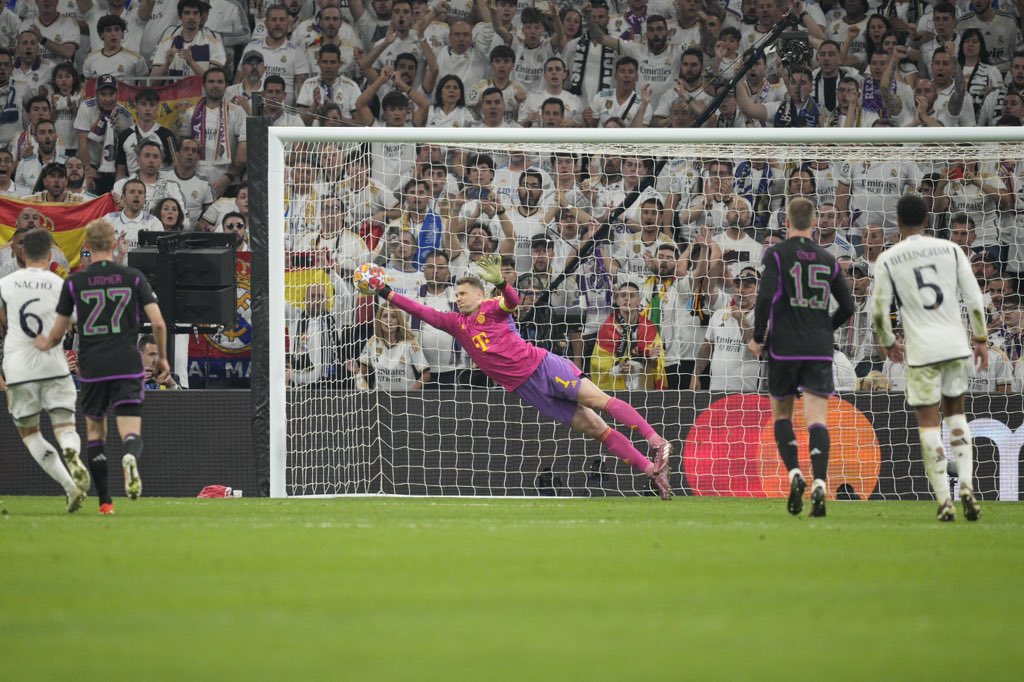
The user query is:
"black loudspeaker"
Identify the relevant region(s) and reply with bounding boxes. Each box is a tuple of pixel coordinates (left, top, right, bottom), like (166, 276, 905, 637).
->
(128, 239, 237, 328)
(174, 287, 236, 327)
(174, 249, 236, 288)
(128, 247, 173, 290)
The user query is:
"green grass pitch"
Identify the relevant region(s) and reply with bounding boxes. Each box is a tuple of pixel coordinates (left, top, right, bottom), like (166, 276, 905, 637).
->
(2, 496, 1023, 681)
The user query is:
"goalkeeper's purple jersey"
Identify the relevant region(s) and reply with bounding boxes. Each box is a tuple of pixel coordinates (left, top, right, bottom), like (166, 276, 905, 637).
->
(387, 289, 546, 391)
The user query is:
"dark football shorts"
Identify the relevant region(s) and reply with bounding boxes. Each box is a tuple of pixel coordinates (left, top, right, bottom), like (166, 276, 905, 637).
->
(767, 359, 834, 400)
(79, 378, 145, 419)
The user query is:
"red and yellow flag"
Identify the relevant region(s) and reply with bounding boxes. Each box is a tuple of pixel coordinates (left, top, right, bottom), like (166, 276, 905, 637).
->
(85, 76, 203, 132)
(0, 193, 118, 271)
(284, 253, 335, 310)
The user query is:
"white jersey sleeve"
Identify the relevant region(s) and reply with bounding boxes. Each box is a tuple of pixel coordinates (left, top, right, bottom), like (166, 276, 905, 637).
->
(0, 268, 70, 385)
(871, 234, 986, 367)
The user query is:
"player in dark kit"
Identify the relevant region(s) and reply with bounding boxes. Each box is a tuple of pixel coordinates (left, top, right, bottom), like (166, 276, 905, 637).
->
(35, 219, 169, 514)
(748, 198, 855, 517)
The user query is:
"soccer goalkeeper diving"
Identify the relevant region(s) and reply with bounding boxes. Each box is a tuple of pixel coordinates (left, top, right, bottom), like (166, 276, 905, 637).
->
(362, 255, 674, 499)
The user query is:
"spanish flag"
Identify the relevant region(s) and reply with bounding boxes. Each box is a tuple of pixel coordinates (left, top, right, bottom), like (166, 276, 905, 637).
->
(0, 194, 118, 271)
(85, 75, 203, 134)
(284, 252, 336, 311)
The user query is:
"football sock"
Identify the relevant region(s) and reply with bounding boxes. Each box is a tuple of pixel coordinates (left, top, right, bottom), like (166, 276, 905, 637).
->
(773, 419, 800, 472)
(23, 432, 77, 494)
(946, 415, 974, 494)
(599, 427, 653, 474)
(54, 424, 81, 458)
(808, 423, 830, 484)
(87, 440, 111, 505)
(123, 433, 143, 459)
(919, 427, 950, 504)
(603, 398, 658, 444)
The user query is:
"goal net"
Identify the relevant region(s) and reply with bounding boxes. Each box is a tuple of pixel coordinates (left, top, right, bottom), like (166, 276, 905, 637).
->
(266, 127, 1024, 500)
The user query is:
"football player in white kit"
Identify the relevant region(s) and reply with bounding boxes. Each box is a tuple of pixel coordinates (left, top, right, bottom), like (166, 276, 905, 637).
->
(0, 228, 89, 512)
(871, 195, 988, 522)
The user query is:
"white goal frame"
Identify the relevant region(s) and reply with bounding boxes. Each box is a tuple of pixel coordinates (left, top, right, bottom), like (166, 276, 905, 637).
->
(266, 125, 1024, 498)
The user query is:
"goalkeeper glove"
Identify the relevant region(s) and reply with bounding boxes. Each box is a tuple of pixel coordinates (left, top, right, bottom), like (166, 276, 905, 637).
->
(477, 254, 504, 286)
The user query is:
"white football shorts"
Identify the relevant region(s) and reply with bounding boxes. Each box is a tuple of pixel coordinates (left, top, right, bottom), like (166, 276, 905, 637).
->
(905, 358, 969, 407)
(5, 376, 77, 422)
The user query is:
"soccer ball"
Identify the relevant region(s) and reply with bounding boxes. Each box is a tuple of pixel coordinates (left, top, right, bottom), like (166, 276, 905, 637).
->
(353, 262, 387, 295)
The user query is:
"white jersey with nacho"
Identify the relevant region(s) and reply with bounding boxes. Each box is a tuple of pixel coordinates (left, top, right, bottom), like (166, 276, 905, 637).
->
(0, 267, 70, 385)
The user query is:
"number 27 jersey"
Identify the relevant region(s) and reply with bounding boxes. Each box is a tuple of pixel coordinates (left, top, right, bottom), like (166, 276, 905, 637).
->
(0, 267, 70, 386)
(57, 260, 158, 381)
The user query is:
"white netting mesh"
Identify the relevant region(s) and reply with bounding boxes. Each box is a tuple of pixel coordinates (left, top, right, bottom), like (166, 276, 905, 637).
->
(275, 133, 1024, 500)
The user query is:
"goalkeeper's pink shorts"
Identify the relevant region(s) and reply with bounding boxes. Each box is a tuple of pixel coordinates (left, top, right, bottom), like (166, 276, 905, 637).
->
(512, 351, 584, 427)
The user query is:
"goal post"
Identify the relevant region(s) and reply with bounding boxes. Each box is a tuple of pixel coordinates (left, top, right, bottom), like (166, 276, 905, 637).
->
(261, 125, 1024, 499)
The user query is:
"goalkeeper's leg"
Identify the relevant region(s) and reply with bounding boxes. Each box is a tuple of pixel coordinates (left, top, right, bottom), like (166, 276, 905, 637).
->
(569, 405, 672, 500)
(511, 360, 670, 499)
(576, 380, 672, 474)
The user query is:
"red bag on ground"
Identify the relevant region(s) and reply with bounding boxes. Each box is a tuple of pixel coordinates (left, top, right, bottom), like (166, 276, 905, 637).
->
(197, 485, 231, 498)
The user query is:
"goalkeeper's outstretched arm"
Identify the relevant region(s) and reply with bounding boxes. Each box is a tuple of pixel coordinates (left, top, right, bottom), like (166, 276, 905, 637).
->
(379, 288, 455, 333)
(477, 254, 521, 312)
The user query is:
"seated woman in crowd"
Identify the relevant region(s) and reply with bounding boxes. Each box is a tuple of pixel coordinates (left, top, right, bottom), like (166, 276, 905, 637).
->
(356, 305, 431, 392)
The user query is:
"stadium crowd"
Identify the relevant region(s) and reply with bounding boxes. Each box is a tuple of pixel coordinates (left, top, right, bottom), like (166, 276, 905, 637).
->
(0, 0, 1023, 393)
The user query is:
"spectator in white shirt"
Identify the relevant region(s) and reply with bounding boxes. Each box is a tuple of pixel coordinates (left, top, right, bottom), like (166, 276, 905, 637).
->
(73, 74, 133, 194)
(243, 3, 311, 104)
(82, 15, 148, 79)
(11, 29, 53, 96)
(13, 118, 65, 189)
(150, 0, 228, 80)
(178, 67, 247, 194)
(693, 266, 762, 392)
(356, 304, 431, 392)
(112, 139, 187, 220)
(18, 0, 79, 63)
(104, 178, 165, 263)
(263, 75, 306, 127)
(296, 44, 361, 125)
(79, 0, 146, 53)
(163, 136, 215, 227)
(0, 49, 29, 153)
(226, 51, 267, 114)
(113, 87, 178, 179)
(519, 56, 585, 126)
(0, 148, 30, 196)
